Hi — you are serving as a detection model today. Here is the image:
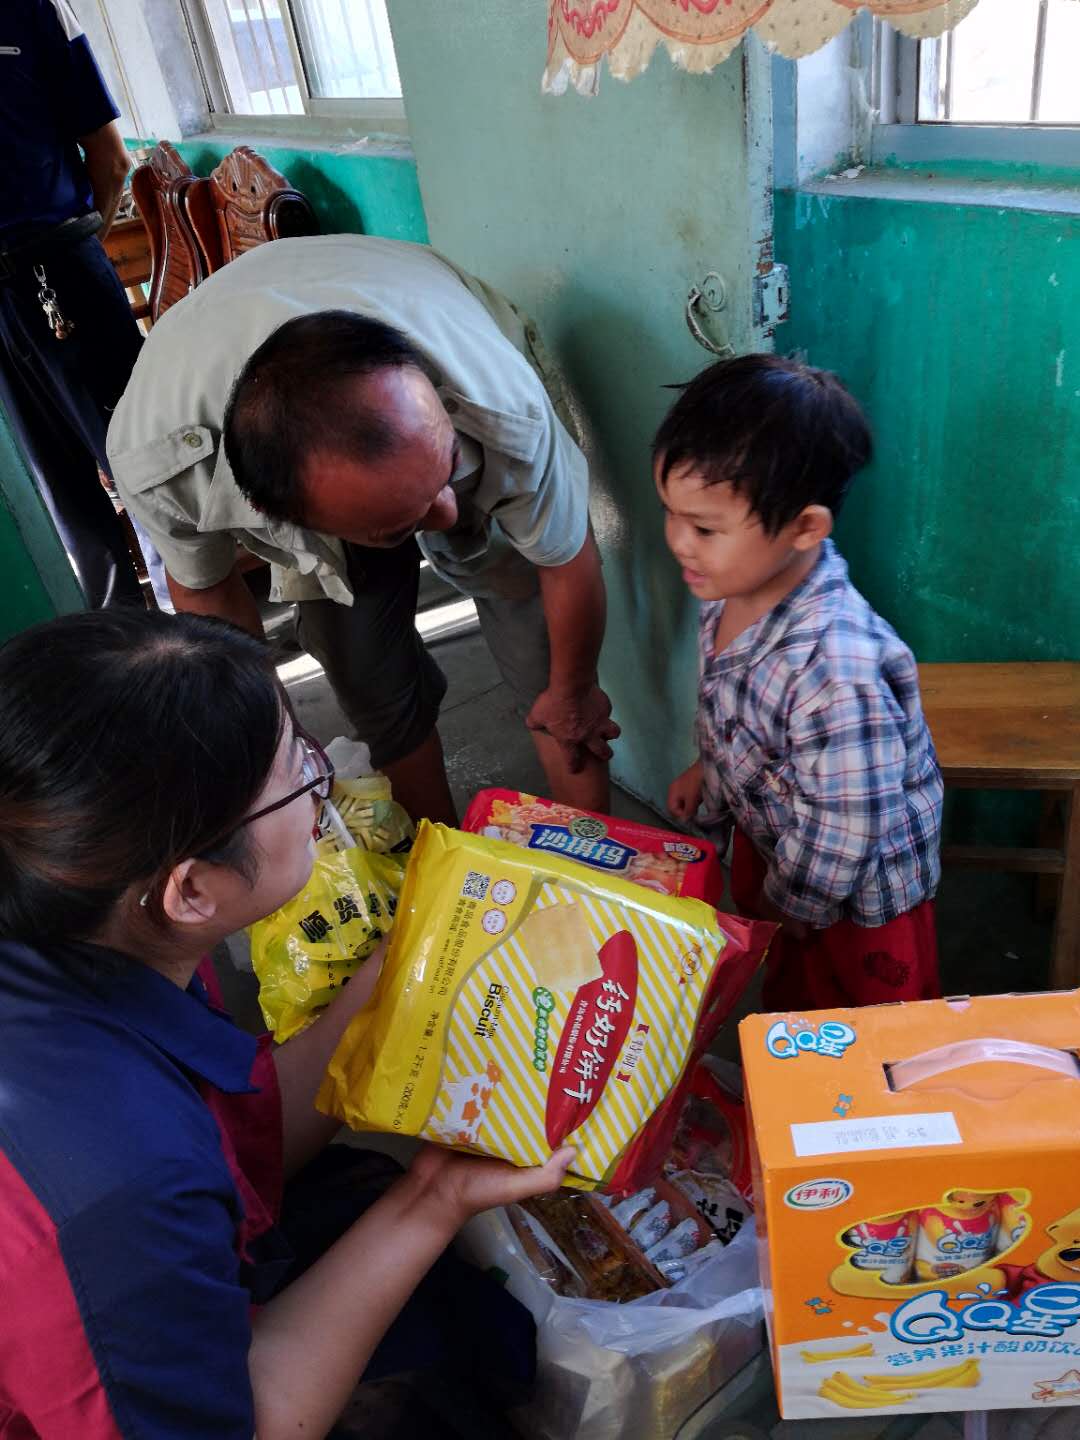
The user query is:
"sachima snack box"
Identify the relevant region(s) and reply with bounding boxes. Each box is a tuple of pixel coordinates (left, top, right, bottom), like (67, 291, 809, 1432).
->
(463, 789, 724, 904)
(740, 994, 1080, 1418)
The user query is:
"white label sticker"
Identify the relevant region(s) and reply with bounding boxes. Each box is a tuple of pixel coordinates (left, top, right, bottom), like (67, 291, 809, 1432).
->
(790, 1111, 961, 1158)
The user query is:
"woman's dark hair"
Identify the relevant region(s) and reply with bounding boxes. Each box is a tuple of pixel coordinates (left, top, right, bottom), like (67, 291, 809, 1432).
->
(0, 608, 286, 944)
(223, 310, 427, 526)
(652, 353, 873, 535)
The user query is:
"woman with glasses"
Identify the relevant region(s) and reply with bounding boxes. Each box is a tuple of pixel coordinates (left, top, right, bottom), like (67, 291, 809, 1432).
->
(0, 608, 572, 1440)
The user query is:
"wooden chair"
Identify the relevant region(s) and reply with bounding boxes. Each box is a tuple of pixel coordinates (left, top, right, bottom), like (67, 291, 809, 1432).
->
(103, 214, 153, 329)
(130, 141, 213, 322)
(918, 663, 1080, 990)
(194, 146, 319, 269)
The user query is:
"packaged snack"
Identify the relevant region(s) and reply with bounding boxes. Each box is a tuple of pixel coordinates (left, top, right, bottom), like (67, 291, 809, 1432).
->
(645, 1217, 701, 1265)
(669, 1057, 754, 1201)
(667, 1169, 751, 1246)
(248, 771, 413, 1040)
(628, 1200, 672, 1250)
(657, 1237, 725, 1283)
(315, 774, 413, 857)
(914, 1191, 999, 1280)
(741, 994, 1080, 1420)
(462, 788, 723, 903)
(506, 1205, 587, 1299)
(610, 1187, 656, 1229)
(841, 1212, 918, 1285)
(318, 822, 772, 1190)
(248, 846, 405, 1040)
(521, 1191, 660, 1302)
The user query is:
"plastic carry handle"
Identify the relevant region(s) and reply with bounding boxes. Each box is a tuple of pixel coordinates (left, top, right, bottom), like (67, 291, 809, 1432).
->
(887, 1037, 1080, 1092)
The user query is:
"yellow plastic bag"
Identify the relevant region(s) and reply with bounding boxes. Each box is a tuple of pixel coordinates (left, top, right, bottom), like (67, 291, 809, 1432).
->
(317, 823, 770, 1190)
(249, 847, 406, 1041)
(315, 775, 414, 858)
(248, 771, 414, 1040)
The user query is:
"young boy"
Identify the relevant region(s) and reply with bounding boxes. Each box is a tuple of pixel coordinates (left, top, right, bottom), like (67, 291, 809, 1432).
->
(658, 354, 942, 1013)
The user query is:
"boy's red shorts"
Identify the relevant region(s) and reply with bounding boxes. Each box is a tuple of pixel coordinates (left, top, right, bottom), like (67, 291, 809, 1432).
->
(730, 829, 941, 1013)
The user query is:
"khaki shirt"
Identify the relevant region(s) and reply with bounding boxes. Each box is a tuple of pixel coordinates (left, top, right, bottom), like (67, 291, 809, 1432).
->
(107, 235, 589, 605)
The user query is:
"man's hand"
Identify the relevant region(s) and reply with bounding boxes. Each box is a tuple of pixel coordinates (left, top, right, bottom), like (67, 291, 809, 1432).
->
(667, 761, 704, 823)
(526, 683, 620, 774)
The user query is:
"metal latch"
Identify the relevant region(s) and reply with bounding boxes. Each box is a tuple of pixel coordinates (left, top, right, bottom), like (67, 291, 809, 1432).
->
(753, 263, 790, 331)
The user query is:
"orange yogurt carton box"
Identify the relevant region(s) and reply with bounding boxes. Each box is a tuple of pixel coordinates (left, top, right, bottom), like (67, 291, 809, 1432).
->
(740, 995, 1080, 1419)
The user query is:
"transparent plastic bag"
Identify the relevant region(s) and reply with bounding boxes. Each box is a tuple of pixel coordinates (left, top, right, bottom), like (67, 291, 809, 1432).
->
(458, 1208, 765, 1440)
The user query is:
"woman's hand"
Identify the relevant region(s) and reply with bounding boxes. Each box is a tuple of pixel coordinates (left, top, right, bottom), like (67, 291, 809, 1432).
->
(405, 1143, 576, 1229)
(667, 760, 704, 823)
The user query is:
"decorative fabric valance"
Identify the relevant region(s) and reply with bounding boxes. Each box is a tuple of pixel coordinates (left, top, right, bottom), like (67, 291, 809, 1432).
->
(544, 0, 982, 96)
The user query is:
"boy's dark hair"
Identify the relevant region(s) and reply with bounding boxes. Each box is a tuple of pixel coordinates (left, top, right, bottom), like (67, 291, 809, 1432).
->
(652, 353, 873, 534)
(0, 609, 286, 945)
(223, 310, 428, 525)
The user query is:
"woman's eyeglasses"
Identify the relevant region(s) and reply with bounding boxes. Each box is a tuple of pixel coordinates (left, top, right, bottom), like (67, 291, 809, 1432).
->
(238, 730, 335, 828)
(140, 731, 335, 907)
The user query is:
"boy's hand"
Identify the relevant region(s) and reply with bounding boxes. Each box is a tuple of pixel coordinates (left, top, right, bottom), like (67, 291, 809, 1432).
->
(668, 761, 704, 823)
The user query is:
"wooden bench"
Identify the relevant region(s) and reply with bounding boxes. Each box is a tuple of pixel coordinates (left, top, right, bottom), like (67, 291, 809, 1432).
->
(918, 663, 1080, 990)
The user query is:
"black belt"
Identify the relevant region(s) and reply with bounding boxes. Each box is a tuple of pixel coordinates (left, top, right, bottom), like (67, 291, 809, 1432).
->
(0, 212, 104, 282)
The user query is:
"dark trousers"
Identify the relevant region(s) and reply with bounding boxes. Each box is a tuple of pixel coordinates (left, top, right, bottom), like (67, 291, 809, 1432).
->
(281, 1147, 536, 1440)
(0, 232, 144, 608)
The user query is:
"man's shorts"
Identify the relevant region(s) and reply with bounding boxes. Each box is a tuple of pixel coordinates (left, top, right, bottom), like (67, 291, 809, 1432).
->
(296, 539, 551, 769)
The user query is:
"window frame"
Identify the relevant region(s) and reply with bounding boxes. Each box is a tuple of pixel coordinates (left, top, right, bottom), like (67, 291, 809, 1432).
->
(181, 0, 406, 131)
(870, 18, 1080, 170)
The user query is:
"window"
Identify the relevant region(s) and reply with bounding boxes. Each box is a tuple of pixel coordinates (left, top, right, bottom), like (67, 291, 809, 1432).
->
(913, 0, 1079, 126)
(185, 0, 402, 121)
(872, 0, 1080, 167)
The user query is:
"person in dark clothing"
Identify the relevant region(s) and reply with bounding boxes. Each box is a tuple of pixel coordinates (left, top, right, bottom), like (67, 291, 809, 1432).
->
(0, 607, 571, 1438)
(0, 0, 163, 608)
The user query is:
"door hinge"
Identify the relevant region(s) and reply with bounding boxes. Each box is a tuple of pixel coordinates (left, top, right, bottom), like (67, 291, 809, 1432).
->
(753, 263, 790, 331)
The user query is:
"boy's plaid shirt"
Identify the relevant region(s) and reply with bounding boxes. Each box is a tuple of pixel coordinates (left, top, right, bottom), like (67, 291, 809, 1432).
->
(696, 541, 942, 928)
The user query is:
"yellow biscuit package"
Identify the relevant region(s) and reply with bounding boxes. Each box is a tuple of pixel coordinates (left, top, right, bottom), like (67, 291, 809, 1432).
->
(317, 822, 772, 1191)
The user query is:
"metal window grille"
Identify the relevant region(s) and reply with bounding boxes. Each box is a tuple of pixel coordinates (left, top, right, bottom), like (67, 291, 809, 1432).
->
(185, 0, 401, 119)
(883, 0, 1080, 127)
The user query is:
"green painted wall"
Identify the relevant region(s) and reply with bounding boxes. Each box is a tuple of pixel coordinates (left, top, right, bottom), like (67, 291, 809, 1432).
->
(0, 409, 85, 643)
(775, 187, 1079, 664)
(0, 496, 55, 642)
(387, 4, 766, 812)
(173, 139, 428, 244)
